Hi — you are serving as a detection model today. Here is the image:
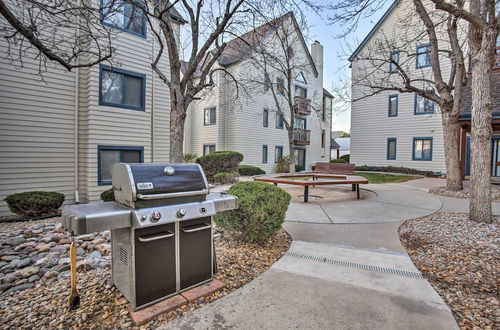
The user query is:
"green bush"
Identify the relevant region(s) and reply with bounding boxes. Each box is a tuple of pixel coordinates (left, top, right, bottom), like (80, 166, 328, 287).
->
(213, 172, 240, 185)
(295, 165, 304, 172)
(238, 165, 266, 176)
(4, 191, 65, 218)
(196, 151, 243, 181)
(355, 165, 441, 177)
(100, 188, 115, 202)
(330, 159, 347, 163)
(276, 156, 291, 173)
(214, 181, 291, 243)
(339, 154, 350, 163)
(183, 153, 197, 163)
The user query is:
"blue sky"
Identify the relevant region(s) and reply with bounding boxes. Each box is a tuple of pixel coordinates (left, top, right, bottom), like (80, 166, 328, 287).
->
(303, 6, 390, 133)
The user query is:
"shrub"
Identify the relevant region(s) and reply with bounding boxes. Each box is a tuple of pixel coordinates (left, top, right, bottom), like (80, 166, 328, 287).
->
(330, 159, 347, 163)
(196, 151, 243, 181)
(214, 181, 291, 243)
(213, 172, 240, 185)
(100, 188, 115, 202)
(295, 165, 304, 172)
(183, 153, 197, 163)
(238, 165, 266, 176)
(276, 156, 291, 173)
(339, 154, 350, 163)
(355, 165, 441, 178)
(5, 191, 65, 218)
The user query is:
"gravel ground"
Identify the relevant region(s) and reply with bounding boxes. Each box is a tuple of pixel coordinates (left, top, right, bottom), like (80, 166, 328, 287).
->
(0, 218, 291, 329)
(399, 212, 499, 329)
(430, 185, 500, 201)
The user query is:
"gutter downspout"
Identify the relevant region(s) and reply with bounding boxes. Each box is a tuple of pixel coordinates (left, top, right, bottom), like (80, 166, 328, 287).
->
(73, 3, 80, 204)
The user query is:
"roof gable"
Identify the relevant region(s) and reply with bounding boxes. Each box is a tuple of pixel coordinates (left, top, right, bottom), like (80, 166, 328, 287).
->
(348, 0, 400, 62)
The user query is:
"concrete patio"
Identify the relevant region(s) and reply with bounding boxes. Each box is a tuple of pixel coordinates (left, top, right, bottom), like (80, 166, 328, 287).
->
(161, 179, 499, 329)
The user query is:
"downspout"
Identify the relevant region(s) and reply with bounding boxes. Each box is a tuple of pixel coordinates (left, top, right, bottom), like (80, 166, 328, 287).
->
(73, 1, 81, 204)
(151, 35, 155, 163)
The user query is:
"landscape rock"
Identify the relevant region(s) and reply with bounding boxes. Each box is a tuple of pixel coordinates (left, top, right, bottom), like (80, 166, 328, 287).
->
(11, 258, 31, 268)
(78, 234, 94, 241)
(17, 266, 39, 278)
(1, 255, 20, 262)
(28, 275, 40, 283)
(87, 251, 102, 260)
(96, 243, 111, 255)
(1, 273, 18, 284)
(35, 244, 51, 252)
(54, 223, 64, 233)
(4, 237, 26, 246)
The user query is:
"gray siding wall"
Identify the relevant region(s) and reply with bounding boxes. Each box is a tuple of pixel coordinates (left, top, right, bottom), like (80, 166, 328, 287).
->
(0, 6, 176, 216)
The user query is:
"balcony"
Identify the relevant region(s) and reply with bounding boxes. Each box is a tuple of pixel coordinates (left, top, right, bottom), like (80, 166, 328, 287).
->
(494, 47, 500, 71)
(293, 96, 311, 116)
(293, 128, 310, 145)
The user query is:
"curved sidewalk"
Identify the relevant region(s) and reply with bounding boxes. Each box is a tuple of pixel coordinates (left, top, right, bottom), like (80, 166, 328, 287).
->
(162, 183, 459, 330)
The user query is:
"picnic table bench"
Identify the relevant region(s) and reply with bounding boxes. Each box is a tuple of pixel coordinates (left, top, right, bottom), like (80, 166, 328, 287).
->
(314, 162, 356, 175)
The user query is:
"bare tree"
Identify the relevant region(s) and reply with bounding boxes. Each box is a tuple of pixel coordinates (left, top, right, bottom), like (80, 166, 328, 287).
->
(342, 1, 467, 191)
(242, 12, 327, 173)
(0, 0, 117, 71)
(331, 0, 499, 223)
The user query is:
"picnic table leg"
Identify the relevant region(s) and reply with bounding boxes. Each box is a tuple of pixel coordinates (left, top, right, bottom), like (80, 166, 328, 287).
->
(352, 184, 356, 191)
(274, 183, 278, 186)
(304, 186, 309, 203)
(356, 184, 360, 199)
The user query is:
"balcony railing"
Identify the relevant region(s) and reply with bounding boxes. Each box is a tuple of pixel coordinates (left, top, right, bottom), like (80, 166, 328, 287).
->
(293, 96, 311, 115)
(494, 47, 500, 70)
(293, 128, 310, 145)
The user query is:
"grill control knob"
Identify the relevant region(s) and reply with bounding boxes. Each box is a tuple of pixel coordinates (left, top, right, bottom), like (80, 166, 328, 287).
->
(177, 208, 187, 218)
(151, 212, 161, 222)
(200, 207, 206, 214)
(141, 214, 147, 221)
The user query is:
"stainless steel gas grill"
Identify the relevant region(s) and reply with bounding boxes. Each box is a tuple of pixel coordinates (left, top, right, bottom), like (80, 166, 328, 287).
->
(61, 163, 238, 310)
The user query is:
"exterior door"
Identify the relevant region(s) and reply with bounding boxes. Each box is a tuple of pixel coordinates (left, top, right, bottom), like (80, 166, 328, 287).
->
(294, 148, 306, 169)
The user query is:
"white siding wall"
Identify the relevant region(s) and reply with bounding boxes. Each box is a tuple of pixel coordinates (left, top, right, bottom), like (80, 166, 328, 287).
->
(350, 0, 451, 172)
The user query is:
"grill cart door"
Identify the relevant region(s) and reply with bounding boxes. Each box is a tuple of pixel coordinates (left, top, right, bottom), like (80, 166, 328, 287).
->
(179, 217, 213, 290)
(134, 224, 176, 307)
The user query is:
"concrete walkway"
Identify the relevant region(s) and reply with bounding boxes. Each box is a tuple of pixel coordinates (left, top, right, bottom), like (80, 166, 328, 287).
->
(163, 182, 463, 330)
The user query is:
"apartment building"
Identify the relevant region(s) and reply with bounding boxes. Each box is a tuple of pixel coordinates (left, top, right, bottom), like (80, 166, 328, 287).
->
(184, 13, 333, 173)
(349, 0, 500, 177)
(0, 2, 183, 216)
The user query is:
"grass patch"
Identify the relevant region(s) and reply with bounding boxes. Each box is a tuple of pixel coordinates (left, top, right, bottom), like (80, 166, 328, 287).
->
(355, 172, 418, 184)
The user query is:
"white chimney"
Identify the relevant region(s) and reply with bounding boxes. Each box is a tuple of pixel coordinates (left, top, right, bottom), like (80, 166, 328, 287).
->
(311, 41, 324, 94)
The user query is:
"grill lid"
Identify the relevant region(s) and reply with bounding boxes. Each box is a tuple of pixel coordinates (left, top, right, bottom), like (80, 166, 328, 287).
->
(112, 163, 209, 208)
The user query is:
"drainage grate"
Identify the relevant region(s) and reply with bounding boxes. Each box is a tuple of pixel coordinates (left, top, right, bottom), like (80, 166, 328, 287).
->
(285, 251, 424, 279)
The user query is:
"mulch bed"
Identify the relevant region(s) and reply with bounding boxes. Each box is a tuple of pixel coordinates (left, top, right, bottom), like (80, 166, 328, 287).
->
(429, 185, 500, 201)
(0, 218, 291, 329)
(399, 212, 499, 329)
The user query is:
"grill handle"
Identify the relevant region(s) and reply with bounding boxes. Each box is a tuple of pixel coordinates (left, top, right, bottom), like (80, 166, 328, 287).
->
(137, 189, 209, 200)
(181, 223, 212, 233)
(138, 231, 174, 242)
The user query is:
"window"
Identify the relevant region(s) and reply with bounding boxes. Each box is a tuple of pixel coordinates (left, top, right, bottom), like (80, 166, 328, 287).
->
(321, 130, 326, 148)
(101, 0, 146, 37)
(388, 94, 398, 117)
(416, 44, 431, 68)
(98, 146, 143, 185)
(295, 72, 307, 84)
(294, 117, 306, 129)
(389, 51, 399, 72)
(413, 138, 433, 161)
(387, 138, 397, 160)
(275, 146, 283, 162)
(99, 65, 145, 110)
(264, 73, 270, 92)
(263, 109, 269, 127)
(276, 113, 284, 129)
(295, 85, 307, 98)
(203, 144, 216, 156)
(414, 93, 435, 114)
(204, 107, 216, 125)
(276, 77, 285, 95)
(262, 145, 268, 164)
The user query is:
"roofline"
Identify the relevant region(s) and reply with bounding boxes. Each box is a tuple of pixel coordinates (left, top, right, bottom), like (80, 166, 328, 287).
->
(459, 112, 500, 121)
(323, 88, 334, 98)
(348, 0, 400, 62)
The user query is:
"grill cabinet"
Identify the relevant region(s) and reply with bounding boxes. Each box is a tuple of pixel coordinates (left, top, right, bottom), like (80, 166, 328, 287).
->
(61, 163, 238, 310)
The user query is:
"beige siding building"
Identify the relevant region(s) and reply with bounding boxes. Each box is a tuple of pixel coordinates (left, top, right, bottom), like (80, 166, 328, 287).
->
(349, 0, 453, 173)
(0, 2, 182, 216)
(184, 14, 333, 173)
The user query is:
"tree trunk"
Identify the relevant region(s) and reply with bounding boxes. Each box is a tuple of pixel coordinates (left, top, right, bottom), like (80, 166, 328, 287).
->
(441, 109, 463, 191)
(288, 128, 296, 174)
(169, 88, 187, 163)
(469, 29, 496, 223)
